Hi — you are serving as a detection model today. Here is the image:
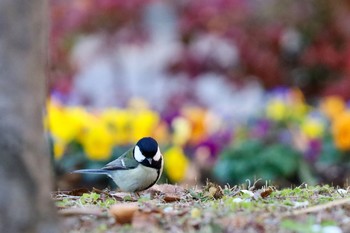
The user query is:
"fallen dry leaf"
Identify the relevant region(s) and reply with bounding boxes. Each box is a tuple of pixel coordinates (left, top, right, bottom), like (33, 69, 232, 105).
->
(163, 194, 181, 202)
(252, 188, 274, 200)
(260, 188, 273, 198)
(109, 202, 139, 224)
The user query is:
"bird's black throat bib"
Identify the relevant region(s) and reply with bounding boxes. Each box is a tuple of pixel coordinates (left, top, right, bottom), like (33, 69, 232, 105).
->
(141, 157, 162, 170)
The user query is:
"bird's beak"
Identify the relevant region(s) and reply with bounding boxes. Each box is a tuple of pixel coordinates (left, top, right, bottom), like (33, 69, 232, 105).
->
(147, 158, 152, 165)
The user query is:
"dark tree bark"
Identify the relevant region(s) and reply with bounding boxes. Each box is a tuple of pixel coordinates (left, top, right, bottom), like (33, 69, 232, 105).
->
(0, 1, 59, 233)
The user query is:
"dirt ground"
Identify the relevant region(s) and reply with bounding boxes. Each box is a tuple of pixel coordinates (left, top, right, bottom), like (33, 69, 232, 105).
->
(53, 183, 350, 233)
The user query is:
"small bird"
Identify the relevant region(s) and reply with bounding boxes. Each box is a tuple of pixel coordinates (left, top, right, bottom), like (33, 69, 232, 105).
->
(73, 137, 163, 192)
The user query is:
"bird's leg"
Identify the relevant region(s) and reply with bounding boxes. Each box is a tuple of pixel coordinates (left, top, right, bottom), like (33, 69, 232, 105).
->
(134, 192, 140, 199)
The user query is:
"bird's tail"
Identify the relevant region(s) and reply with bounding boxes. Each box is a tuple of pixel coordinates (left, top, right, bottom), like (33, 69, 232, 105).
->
(72, 169, 109, 175)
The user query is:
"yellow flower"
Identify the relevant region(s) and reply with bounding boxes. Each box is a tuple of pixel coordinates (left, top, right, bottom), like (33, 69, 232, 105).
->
(81, 122, 114, 160)
(332, 111, 350, 151)
(65, 106, 94, 143)
(53, 140, 66, 160)
(265, 89, 310, 122)
(301, 117, 324, 139)
(172, 116, 192, 146)
(130, 109, 160, 142)
(266, 99, 289, 121)
(290, 101, 309, 122)
(46, 100, 74, 141)
(321, 96, 346, 121)
(46, 100, 89, 142)
(101, 108, 132, 145)
(126, 98, 160, 142)
(164, 146, 189, 183)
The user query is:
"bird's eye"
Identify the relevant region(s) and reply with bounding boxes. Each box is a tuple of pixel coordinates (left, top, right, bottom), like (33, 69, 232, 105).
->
(153, 147, 161, 161)
(134, 146, 145, 162)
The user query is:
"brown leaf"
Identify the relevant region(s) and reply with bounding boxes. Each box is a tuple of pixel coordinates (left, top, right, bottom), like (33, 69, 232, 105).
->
(109, 202, 139, 224)
(163, 194, 181, 203)
(252, 188, 274, 200)
(260, 188, 273, 198)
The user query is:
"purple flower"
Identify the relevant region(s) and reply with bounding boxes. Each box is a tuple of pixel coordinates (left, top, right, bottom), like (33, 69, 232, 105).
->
(251, 119, 271, 138)
(305, 139, 322, 163)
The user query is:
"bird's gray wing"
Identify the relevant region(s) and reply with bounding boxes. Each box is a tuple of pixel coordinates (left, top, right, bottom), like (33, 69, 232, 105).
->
(102, 147, 139, 170)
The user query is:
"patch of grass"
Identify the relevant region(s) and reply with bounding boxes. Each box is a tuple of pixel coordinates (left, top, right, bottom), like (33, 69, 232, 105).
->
(80, 192, 100, 205)
(281, 217, 340, 233)
(55, 197, 72, 208)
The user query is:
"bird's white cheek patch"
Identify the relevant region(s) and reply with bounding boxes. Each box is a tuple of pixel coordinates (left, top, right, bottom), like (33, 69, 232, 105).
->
(134, 146, 145, 162)
(153, 147, 161, 161)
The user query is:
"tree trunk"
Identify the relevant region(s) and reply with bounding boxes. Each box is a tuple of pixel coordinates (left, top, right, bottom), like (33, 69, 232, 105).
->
(0, 1, 59, 232)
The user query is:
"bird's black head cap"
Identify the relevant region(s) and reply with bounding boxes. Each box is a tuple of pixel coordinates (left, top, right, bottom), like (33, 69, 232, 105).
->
(136, 137, 158, 158)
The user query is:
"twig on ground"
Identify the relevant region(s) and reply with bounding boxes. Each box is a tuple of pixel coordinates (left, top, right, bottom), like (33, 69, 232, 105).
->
(281, 197, 350, 218)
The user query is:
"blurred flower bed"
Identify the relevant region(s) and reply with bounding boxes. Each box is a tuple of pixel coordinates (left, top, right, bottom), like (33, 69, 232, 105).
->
(47, 91, 350, 187)
(50, 0, 350, 100)
(48, 0, 350, 188)
(169, 0, 350, 99)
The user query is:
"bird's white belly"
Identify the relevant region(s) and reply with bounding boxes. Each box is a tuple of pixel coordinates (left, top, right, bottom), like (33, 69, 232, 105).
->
(110, 165, 159, 192)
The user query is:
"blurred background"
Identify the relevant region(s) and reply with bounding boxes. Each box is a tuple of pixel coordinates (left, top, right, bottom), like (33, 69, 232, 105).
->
(48, 0, 350, 189)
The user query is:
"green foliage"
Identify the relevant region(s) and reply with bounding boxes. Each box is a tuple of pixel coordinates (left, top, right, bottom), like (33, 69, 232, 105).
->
(55, 198, 72, 208)
(79, 192, 117, 208)
(318, 135, 342, 165)
(80, 192, 100, 205)
(214, 140, 303, 185)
